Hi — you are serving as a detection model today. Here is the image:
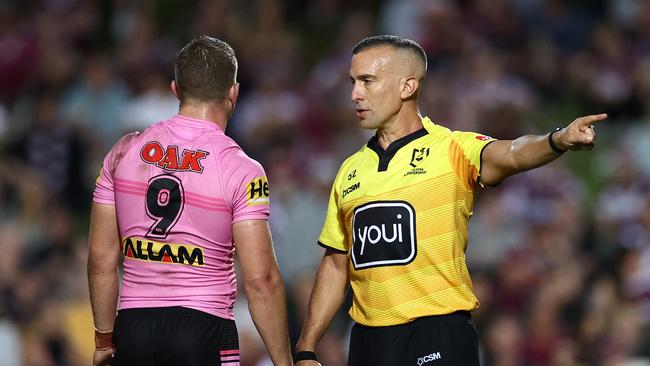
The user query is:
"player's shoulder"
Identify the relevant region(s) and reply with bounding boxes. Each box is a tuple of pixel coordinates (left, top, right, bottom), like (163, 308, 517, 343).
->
(216, 140, 264, 173)
(115, 130, 142, 146)
(108, 131, 142, 157)
(106, 118, 176, 162)
(206, 132, 241, 152)
(116, 119, 165, 146)
(101, 131, 142, 174)
(110, 119, 171, 153)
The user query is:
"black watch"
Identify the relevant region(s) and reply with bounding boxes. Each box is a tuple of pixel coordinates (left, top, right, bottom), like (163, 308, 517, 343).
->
(295, 351, 319, 363)
(548, 127, 567, 154)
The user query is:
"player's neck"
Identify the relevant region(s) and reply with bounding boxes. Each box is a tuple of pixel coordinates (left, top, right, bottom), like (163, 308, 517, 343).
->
(376, 108, 423, 150)
(178, 102, 229, 130)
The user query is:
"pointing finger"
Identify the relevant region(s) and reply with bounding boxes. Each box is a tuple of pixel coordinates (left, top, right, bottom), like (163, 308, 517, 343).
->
(577, 113, 608, 127)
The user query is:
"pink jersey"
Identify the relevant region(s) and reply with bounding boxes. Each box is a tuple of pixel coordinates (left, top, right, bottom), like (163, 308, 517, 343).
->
(93, 114, 270, 320)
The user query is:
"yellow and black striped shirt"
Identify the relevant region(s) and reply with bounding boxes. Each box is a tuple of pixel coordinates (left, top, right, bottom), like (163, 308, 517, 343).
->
(318, 117, 496, 326)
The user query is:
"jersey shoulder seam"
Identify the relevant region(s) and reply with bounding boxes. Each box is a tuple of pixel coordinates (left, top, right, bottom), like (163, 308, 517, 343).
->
(204, 132, 230, 207)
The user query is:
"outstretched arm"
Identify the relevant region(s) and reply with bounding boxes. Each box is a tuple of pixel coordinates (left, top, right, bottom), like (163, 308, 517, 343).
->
(480, 114, 607, 186)
(234, 220, 292, 366)
(295, 248, 350, 366)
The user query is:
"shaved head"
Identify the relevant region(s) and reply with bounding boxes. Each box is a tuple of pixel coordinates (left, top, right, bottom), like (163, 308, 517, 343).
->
(353, 35, 427, 81)
(394, 48, 427, 81)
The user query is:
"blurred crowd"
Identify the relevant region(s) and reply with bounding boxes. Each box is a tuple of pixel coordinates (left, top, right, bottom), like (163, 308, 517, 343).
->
(1, 0, 650, 365)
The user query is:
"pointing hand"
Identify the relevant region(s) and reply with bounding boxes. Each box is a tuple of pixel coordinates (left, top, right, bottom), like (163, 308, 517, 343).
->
(553, 113, 608, 151)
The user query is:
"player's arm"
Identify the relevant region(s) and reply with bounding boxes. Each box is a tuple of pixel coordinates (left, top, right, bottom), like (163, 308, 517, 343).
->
(480, 114, 607, 186)
(87, 202, 121, 365)
(233, 219, 292, 366)
(295, 248, 350, 366)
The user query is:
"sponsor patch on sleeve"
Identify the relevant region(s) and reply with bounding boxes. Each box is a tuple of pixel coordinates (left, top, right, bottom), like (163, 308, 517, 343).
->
(475, 135, 493, 141)
(246, 176, 270, 206)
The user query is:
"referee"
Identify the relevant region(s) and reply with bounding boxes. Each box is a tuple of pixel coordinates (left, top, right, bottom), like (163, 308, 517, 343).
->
(294, 35, 606, 366)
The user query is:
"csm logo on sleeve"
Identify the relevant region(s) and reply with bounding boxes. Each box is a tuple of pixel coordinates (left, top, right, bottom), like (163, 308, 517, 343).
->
(351, 201, 417, 270)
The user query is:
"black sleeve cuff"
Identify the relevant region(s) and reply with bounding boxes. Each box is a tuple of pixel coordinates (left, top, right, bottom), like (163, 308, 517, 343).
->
(478, 140, 497, 188)
(317, 241, 348, 254)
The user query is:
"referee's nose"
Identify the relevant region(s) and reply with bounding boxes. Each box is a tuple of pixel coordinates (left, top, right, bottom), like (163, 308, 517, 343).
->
(351, 81, 364, 103)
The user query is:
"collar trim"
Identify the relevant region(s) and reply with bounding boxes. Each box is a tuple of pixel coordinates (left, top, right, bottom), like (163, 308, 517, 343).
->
(366, 128, 428, 172)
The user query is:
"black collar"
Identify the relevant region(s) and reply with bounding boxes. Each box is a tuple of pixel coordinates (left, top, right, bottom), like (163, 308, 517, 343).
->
(367, 128, 428, 172)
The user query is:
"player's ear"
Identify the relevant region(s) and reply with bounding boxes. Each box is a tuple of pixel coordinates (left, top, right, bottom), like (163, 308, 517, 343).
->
(171, 80, 180, 100)
(229, 82, 240, 106)
(226, 82, 240, 118)
(400, 77, 418, 100)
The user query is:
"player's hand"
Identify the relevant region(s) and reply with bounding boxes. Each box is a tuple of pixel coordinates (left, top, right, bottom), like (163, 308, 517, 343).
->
(92, 348, 114, 366)
(555, 113, 608, 151)
(295, 361, 322, 366)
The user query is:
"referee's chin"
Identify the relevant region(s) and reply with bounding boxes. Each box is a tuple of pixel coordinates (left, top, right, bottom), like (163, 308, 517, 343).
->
(358, 117, 378, 130)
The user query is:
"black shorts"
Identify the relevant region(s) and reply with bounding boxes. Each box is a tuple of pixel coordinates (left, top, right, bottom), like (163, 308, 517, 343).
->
(111, 306, 239, 366)
(348, 311, 479, 366)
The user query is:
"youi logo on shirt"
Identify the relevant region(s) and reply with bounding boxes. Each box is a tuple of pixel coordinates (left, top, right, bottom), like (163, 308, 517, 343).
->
(351, 201, 417, 270)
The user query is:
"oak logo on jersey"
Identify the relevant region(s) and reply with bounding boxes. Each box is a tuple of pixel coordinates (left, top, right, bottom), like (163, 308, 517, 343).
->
(122, 237, 204, 266)
(351, 201, 417, 270)
(247, 177, 269, 206)
(140, 141, 209, 173)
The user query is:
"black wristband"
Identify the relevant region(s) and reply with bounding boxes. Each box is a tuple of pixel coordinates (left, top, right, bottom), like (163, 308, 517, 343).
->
(548, 128, 566, 154)
(295, 351, 319, 363)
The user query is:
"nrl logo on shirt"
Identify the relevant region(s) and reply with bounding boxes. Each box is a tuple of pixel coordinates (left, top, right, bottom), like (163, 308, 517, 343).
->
(405, 147, 429, 176)
(140, 141, 209, 173)
(247, 177, 270, 206)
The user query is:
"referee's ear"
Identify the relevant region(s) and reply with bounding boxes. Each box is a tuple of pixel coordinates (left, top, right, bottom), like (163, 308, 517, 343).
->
(400, 76, 418, 100)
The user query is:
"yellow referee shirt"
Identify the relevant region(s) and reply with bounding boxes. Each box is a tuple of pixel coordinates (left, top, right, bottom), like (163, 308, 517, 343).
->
(318, 117, 496, 326)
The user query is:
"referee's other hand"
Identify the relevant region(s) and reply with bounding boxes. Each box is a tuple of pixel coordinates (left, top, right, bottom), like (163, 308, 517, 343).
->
(93, 348, 114, 366)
